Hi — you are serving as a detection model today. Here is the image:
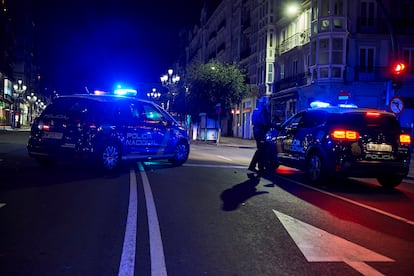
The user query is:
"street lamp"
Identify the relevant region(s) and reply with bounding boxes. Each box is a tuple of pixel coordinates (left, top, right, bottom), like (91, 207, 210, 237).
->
(26, 92, 37, 124)
(12, 79, 27, 128)
(160, 69, 180, 111)
(147, 88, 161, 100)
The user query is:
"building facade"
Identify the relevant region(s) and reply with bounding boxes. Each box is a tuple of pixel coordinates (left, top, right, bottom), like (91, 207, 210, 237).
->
(273, 0, 414, 130)
(182, 0, 414, 139)
(0, 0, 41, 127)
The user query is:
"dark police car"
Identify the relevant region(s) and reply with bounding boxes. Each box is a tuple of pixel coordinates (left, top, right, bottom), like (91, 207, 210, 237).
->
(265, 102, 411, 188)
(27, 93, 190, 171)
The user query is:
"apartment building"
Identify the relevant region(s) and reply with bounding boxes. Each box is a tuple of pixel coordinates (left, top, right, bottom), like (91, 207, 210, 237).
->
(273, 0, 414, 129)
(183, 0, 414, 138)
(185, 0, 280, 138)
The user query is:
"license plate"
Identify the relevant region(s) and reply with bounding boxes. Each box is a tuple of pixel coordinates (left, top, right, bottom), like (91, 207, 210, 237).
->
(42, 132, 63, 139)
(366, 143, 392, 152)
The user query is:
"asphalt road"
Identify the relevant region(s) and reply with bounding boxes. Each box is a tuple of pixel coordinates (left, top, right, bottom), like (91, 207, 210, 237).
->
(1, 131, 414, 275)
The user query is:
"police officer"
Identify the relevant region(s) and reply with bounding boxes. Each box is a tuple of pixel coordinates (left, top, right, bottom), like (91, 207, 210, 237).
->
(249, 96, 271, 174)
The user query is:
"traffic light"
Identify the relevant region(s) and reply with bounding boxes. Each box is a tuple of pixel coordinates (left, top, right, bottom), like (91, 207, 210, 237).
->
(391, 62, 406, 89)
(393, 62, 406, 75)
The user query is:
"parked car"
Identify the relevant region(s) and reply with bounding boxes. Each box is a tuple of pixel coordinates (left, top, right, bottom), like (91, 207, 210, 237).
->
(27, 93, 190, 171)
(265, 102, 412, 188)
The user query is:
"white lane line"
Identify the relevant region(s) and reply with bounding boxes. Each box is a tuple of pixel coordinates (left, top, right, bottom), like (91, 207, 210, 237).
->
(278, 175, 414, 226)
(216, 155, 233, 161)
(118, 168, 138, 276)
(137, 162, 168, 276)
(184, 163, 247, 169)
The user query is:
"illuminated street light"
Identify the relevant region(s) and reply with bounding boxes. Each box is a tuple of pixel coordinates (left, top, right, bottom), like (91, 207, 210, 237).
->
(160, 69, 180, 111)
(147, 88, 161, 100)
(26, 92, 37, 124)
(286, 3, 300, 16)
(12, 79, 27, 128)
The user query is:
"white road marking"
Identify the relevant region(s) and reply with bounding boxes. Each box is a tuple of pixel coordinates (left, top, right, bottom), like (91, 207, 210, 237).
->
(0, 203, 6, 208)
(137, 162, 167, 276)
(216, 155, 233, 161)
(118, 168, 138, 276)
(273, 210, 393, 276)
(184, 163, 247, 169)
(278, 175, 414, 226)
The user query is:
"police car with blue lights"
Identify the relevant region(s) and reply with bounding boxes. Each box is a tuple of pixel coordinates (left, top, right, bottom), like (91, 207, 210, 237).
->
(27, 90, 190, 171)
(265, 101, 412, 188)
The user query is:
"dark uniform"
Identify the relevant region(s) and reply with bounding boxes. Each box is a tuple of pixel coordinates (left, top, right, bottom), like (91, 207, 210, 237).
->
(249, 97, 271, 173)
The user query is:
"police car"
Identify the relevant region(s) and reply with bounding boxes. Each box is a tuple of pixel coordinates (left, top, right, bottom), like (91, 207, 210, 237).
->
(27, 93, 190, 171)
(265, 102, 412, 188)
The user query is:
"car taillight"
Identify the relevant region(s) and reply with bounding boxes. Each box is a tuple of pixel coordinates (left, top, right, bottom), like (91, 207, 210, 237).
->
(42, 125, 50, 131)
(331, 130, 359, 141)
(400, 134, 411, 145)
(366, 112, 380, 117)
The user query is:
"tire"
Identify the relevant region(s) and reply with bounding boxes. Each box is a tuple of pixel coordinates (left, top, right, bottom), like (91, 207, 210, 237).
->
(169, 141, 189, 166)
(100, 142, 121, 171)
(306, 152, 326, 184)
(377, 175, 404, 188)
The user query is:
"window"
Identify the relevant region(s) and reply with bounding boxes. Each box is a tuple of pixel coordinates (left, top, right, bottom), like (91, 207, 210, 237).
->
(403, 2, 414, 29)
(292, 60, 298, 76)
(403, 48, 414, 74)
(360, 1, 375, 27)
(333, 0, 344, 15)
(267, 63, 273, 83)
(318, 38, 329, 64)
(142, 103, 164, 122)
(359, 47, 374, 73)
(332, 38, 344, 64)
(321, 0, 329, 16)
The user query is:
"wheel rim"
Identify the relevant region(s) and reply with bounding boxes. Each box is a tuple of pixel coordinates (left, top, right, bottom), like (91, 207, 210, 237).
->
(102, 145, 119, 170)
(308, 154, 322, 181)
(175, 143, 188, 162)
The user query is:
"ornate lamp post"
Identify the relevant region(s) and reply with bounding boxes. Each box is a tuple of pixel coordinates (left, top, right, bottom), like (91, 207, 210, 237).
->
(160, 69, 180, 111)
(26, 92, 37, 124)
(12, 80, 27, 128)
(147, 88, 161, 100)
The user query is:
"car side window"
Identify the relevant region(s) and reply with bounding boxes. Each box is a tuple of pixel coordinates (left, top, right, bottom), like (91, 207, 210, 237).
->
(141, 103, 164, 123)
(284, 113, 304, 130)
(301, 110, 326, 128)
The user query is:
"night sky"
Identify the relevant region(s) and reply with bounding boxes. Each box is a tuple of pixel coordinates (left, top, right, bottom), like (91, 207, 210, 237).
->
(35, 0, 221, 93)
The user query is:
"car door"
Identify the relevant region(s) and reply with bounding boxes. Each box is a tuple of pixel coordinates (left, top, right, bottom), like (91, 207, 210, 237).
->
(276, 112, 305, 166)
(130, 101, 170, 156)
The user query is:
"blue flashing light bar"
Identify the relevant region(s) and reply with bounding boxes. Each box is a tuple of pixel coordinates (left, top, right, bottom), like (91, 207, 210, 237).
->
(310, 101, 331, 108)
(338, 103, 358, 108)
(114, 88, 137, 97)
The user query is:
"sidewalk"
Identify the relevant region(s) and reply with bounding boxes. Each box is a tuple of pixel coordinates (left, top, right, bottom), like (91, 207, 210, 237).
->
(197, 136, 414, 181)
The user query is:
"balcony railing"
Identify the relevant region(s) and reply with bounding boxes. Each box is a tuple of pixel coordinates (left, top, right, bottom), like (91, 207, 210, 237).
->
(278, 28, 311, 55)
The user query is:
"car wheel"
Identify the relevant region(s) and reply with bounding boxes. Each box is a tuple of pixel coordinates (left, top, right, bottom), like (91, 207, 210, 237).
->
(100, 142, 121, 171)
(306, 152, 326, 184)
(377, 175, 403, 188)
(169, 141, 189, 166)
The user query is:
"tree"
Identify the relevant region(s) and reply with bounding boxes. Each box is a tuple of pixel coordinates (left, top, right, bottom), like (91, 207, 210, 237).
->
(185, 60, 247, 119)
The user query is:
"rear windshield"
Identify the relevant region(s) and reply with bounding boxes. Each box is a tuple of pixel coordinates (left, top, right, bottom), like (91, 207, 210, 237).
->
(327, 112, 401, 131)
(42, 98, 102, 121)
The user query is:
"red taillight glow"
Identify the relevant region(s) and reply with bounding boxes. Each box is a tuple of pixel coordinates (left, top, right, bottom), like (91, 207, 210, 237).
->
(331, 130, 359, 141)
(366, 112, 380, 117)
(400, 134, 411, 145)
(42, 125, 50, 131)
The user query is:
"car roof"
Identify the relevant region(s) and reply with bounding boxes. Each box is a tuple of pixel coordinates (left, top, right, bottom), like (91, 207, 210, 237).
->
(307, 106, 395, 116)
(56, 94, 154, 104)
